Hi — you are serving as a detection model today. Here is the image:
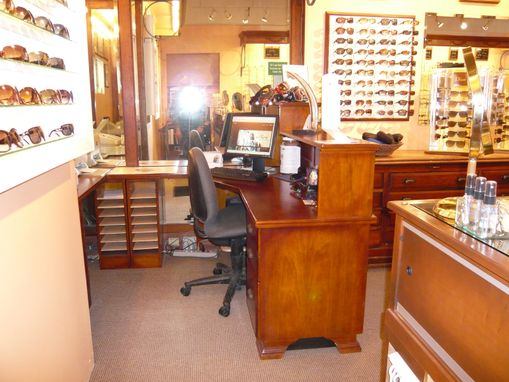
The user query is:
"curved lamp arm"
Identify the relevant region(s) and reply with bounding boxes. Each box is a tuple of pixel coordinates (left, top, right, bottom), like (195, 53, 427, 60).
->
(286, 71, 319, 131)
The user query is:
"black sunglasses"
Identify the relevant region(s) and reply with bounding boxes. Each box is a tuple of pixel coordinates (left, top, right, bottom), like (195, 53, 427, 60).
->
(49, 123, 74, 137)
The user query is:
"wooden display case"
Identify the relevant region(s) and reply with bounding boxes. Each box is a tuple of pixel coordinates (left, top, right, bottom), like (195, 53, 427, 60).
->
(0, 0, 94, 193)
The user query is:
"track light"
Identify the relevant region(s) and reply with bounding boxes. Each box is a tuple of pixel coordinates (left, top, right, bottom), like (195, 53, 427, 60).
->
(224, 10, 232, 20)
(456, 14, 468, 30)
(436, 15, 444, 28)
(208, 8, 216, 21)
(261, 9, 268, 23)
(242, 7, 250, 24)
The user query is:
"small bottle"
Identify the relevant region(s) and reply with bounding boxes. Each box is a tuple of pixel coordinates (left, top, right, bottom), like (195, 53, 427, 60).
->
(477, 181, 498, 239)
(455, 173, 476, 228)
(468, 176, 486, 232)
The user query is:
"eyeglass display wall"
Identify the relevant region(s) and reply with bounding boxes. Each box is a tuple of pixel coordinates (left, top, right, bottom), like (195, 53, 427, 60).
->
(0, 0, 93, 193)
(324, 12, 418, 121)
(428, 68, 509, 153)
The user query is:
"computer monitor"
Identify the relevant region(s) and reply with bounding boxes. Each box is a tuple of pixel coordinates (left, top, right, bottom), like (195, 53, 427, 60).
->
(223, 114, 279, 173)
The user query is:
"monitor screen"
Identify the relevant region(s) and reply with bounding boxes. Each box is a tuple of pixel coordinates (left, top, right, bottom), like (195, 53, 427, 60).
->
(224, 115, 279, 159)
(219, 112, 255, 148)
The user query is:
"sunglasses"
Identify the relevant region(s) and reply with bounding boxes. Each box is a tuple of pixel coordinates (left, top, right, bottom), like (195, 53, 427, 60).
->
(340, 90, 352, 96)
(13, 6, 34, 23)
(377, 79, 395, 86)
(377, 49, 396, 56)
(400, 30, 418, 36)
(399, 40, 418, 46)
(336, 17, 353, 24)
(39, 89, 73, 105)
(54, 24, 70, 39)
(376, 110, 394, 116)
(355, 80, 373, 87)
(28, 51, 49, 65)
(380, 18, 397, 26)
(47, 57, 65, 69)
(379, 39, 396, 45)
(379, 29, 398, 36)
(0, 128, 23, 153)
(1, 45, 28, 61)
(376, 59, 396, 65)
(356, 100, 372, 106)
(334, 69, 352, 75)
(355, 59, 375, 66)
(401, 19, 419, 26)
(355, 90, 373, 97)
(49, 123, 74, 137)
(20, 126, 45, 145)
(445, 139, 467, 148)
(341, 110, 351, 117)
(335, 37, 353, 44)
(448, 110, 469, 118)
(18, 87, 42, 105)
(340, 100, 352, 106)
(358, 17, 376, 24)
(335, 48, 353, 55)
(0, 0, 14, 13)
(375, 100, 393, 105)
(355, 69, 374, 76)
(375, 90, 395, 96)
(333, 58, 353, 65)
(336, 27, 354, 35)
(0, 84, 21, 105)
(357, 39, 376, 46)
(337, 80, 352, 86)
(358, 28, 376, 35)
(35, 16, 54, 32)
(355, 49, 374, 56)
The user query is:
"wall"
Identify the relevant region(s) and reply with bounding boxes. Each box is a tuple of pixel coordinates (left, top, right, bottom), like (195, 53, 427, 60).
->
(304, 0, 509, 149)
(158, 24, 288, 123)
(0, 163, 94, 382)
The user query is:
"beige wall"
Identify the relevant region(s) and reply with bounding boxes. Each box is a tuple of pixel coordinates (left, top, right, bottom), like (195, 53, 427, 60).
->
(304, 0, 509, 150)
(0, 163, 94, 382)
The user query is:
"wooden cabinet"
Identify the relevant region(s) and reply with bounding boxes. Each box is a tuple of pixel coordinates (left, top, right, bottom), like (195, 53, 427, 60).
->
(385, 200, 509, 381)
(368, 152, 509, 266)
(96, 180, 162, 269)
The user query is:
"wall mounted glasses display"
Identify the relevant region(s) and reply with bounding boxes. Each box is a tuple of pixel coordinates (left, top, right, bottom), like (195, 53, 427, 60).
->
(325, 13, 418, 121)
(0, 0, 93, 193)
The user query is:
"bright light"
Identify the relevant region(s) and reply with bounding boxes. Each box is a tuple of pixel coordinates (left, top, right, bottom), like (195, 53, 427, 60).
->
(460, 21, 468, 30)
(178, 87, 204, 114)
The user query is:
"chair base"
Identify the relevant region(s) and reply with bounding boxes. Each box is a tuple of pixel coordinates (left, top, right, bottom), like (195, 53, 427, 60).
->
(180, 238, 246, 317)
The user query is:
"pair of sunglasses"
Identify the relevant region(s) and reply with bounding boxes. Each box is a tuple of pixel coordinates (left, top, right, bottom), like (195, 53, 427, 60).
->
(0, 128, 23, 152)
(9, 4, 70, 39)
(1, 45, 66, 69)
(49, 123, 74, 137)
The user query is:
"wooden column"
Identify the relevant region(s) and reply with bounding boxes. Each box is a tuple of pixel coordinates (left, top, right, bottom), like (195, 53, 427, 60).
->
(289, 0, 305, 64)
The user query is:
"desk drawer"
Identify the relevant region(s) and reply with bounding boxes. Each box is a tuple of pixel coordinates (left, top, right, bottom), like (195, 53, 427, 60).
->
(390, 172, 466, 192)
(478, 169, 509, 192)
(396, 225, 509, 381)
(386, 189, 463, 204)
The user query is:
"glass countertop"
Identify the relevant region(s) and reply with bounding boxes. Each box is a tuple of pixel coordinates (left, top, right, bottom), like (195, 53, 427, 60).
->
(412, 200, 509, 257)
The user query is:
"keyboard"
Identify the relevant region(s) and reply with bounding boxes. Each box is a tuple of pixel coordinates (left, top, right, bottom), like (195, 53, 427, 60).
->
(211, 167, 268, 182)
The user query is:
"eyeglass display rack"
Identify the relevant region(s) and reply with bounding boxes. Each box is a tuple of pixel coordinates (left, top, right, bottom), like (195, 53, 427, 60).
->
(0, 0, 93, 193)
(428, 68, 508, 154)
(324, 12, 418, 121)
(95, 180, 162, 269)
(489, 70, 509, 151)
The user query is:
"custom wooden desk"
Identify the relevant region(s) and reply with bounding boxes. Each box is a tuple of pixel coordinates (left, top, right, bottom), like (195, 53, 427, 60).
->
(217, 137, 378, 359)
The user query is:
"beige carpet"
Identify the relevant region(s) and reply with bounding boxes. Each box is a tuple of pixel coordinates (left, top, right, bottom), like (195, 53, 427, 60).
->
(89, 255, 389, 382)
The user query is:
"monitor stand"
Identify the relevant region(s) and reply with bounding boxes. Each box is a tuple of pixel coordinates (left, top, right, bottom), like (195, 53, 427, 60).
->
(251, 157, 265, 173)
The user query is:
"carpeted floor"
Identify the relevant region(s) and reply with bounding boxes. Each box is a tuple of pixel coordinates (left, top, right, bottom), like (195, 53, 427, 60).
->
(89, 254, 390, 382)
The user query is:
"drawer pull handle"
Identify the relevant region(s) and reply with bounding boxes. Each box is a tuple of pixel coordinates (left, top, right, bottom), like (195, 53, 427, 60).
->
(406, 265, 413, 276)
(457, 177, 466, 183)
(403, 178, 416, 184)
(247, 288, 254, 299)
(247, 249, 254, 259)
(402, 197, 412, 201)
(502, 175, 509, 181)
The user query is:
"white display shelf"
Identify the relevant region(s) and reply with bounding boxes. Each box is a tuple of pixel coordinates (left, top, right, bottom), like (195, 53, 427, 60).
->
(98, 209, 125, 218)
(100, 226, 126, 235)
(0, 0, 93, 193)
(131, 225, 158, 234)
(131, 216, 158, 225)
(132, 233, 158, 242)
(98, 199, 124, 209)
(130, 208, 157, 217)
(100, 234, 127, 244)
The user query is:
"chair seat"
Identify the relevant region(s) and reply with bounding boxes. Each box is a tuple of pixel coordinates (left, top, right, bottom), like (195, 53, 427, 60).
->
(205, 203, 246, 241)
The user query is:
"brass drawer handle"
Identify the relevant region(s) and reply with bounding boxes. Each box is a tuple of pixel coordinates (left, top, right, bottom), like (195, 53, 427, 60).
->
(247, 248, 254, 259)
(457, 177, 466, 183)
(502, 175, 509, 181)
(403, 178, 416, 184)
(247, 288, 254, 299)
(406, 265, 413, 276)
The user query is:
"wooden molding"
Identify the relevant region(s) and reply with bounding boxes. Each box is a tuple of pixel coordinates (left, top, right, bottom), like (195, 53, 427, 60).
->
(459, 0, 500, 3)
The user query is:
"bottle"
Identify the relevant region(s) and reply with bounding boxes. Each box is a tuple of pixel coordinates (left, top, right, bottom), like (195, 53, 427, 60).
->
(477, 181, 498, 239)
(455, 173, 476, 228)
(468, 176, 487, 232)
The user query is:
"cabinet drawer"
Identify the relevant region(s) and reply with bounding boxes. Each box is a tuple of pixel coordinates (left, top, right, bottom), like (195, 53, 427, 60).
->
(369, 227, 383, 247)
(374, 172, 384, 189)
(386, 189, 463, 204)
(390, 172, 466, 191)
(373, 191, 382, 209)
(396, 225, 509, 382)
(479, 169, 509, 190)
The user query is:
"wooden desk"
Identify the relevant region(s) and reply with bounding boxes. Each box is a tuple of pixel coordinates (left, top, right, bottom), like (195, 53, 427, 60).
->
(218, 137, 378, 359)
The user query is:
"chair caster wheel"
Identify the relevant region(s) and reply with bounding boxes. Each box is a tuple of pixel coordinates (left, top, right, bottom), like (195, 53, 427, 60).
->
(219, 304, 230, 317)
(213, 268, 222, 275)
(180, 286, 191, 296)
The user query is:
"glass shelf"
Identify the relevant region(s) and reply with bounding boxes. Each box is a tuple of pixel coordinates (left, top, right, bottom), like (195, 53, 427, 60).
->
(412, 199, 509, 256)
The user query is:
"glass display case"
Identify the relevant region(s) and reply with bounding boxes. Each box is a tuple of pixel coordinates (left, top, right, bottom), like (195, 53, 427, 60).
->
(0, 0, 94, 193)
(488, 70, 509, 150)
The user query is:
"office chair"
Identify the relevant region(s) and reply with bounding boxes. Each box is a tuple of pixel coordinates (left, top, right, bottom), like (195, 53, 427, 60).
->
(180, 147, 247, 317)
(189, 129, 205, 150)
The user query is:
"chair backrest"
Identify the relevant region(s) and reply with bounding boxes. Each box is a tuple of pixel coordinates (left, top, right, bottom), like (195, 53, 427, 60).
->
(189, 129, 205, 150)
(188, 147, 219, 230)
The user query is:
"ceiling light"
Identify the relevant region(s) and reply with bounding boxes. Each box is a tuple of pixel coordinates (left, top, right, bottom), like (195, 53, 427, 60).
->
(261, 9, 268, 23)
(224, 10, 232, 20)
(242, 7, 250, 24)
(208, 8, 216, 21)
